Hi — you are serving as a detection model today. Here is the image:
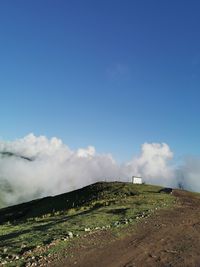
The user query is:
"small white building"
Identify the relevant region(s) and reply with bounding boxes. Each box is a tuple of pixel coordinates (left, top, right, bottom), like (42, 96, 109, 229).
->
(132, 176, 142, 184)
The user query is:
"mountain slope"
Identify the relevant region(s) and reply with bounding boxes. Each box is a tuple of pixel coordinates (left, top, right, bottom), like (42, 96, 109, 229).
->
(0, 182, 168, 224)
(64, 190, 200, 267)
(0, 182, 175, 266)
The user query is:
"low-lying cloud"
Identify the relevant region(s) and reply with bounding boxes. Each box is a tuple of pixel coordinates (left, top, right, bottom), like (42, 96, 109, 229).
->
(0, 134, 198, 207)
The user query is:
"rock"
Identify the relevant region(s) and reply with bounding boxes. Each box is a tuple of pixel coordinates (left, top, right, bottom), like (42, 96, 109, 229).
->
(113, 221, 120, 226)
(159, 187, 172, 194)
(84, 228, 91, 232)
(68, 231, 73, 238)
(61, 237, 68, 241)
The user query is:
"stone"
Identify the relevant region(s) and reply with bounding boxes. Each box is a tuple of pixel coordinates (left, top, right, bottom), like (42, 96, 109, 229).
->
(68, 231, 73, 238)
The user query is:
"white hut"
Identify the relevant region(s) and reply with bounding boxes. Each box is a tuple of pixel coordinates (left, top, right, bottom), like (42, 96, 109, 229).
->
(132, 176, 142, 184)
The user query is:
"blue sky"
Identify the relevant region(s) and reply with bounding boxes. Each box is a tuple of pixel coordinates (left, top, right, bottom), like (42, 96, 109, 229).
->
(0, 0, 200, 161)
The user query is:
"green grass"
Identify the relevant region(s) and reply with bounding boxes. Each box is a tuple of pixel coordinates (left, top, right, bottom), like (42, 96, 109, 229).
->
(0, 182, 176, 266)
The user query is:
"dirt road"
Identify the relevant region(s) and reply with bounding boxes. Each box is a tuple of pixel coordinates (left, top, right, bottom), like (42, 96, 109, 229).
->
(56, 190, 200, 267)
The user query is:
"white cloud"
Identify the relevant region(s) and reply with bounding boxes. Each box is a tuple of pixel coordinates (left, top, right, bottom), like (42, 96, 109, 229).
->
(77, 146, 96, 158)
(125, 143, 174, 186)
(176, 157, 200, 192)
(0, 133, 197, 207)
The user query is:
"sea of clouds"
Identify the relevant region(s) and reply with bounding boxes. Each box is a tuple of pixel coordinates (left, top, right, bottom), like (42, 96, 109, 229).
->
(0, 134, 198, 207)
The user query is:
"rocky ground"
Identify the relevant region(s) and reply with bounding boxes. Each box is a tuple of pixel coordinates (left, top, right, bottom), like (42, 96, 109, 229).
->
(52, 190, 200, 267)
(1, 184, 199, 267)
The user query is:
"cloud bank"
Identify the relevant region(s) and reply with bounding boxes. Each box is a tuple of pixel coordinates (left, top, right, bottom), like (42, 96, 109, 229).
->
(0, 134, 198, 207)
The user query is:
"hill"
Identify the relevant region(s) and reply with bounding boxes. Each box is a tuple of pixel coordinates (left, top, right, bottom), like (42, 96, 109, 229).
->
(0, 182, 178, 266)
(71, 189, 200, 267)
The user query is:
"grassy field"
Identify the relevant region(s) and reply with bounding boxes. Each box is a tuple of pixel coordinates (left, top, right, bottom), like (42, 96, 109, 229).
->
(0, 182, 176, 266)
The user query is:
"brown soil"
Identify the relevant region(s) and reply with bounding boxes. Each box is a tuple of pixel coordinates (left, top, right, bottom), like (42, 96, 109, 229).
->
(53, 190, 200, 267)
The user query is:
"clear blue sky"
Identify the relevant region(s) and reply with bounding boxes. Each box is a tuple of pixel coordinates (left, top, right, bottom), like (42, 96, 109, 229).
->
(0, 0, 200, 161)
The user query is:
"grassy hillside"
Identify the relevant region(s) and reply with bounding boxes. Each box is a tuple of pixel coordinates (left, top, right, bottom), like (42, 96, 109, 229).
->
(0, 182, 175, 266)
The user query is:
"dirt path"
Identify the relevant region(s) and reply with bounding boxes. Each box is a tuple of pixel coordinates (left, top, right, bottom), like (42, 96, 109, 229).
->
(55, 190, 200, 267)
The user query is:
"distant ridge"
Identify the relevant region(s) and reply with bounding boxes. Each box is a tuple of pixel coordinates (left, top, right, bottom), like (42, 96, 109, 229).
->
(0, 151, 33, 161)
